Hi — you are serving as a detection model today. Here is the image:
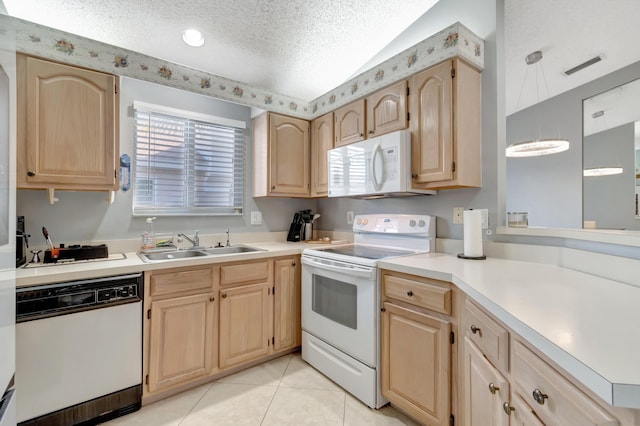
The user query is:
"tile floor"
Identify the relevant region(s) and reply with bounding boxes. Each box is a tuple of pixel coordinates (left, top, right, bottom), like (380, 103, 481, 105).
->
(105, 352, 420, 426)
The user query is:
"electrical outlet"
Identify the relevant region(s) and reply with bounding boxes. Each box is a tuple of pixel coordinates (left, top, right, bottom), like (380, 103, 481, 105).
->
(347, 211, 354, 224)
(250, 211, 262, 225)
(453, 207, 464, 224)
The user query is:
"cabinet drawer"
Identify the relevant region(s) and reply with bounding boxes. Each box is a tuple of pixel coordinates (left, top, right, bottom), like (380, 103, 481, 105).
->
(463, 300, 509, 372)
(382, 271, 452, 315)
(513, 340, 618, 426)
(220, 260, 271, 286)
(150, 268, 214, 297)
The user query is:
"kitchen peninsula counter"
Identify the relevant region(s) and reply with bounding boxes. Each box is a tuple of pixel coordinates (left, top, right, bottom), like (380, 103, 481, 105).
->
(378, 252, 640, 409)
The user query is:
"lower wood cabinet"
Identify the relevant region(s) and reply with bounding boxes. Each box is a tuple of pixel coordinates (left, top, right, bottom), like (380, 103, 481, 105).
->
(462, 336, 509, 426)
(381, 301, 451, 426)
(219, 282, 272, 369)
(148, 292, 215, 393)
(143, 256, 301, 401)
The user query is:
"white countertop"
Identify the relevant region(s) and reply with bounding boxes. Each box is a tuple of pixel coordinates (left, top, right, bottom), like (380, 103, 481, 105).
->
(378, 253, 640, 409)
(16, 241, 309, 287)
(17, 244, 640, 409)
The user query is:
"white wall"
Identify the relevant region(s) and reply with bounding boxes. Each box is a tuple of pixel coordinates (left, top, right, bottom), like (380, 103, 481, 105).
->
(16, 77, 317, 244)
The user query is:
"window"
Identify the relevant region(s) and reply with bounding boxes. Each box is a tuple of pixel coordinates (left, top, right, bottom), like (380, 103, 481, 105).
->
(133, 101, 246, 215)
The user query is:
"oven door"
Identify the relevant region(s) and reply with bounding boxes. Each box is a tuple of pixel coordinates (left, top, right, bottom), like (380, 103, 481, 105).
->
(301, 255, 377, 367)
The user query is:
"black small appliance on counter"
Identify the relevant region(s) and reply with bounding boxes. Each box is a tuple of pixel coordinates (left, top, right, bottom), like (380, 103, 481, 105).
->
(16, 215, 28, 267)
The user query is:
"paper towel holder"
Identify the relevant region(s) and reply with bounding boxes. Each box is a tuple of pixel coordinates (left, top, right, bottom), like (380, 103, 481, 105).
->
(457, 253, 486, 260)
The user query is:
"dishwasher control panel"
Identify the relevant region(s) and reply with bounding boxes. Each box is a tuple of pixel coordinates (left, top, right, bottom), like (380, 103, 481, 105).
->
(97, 285, 138, 302)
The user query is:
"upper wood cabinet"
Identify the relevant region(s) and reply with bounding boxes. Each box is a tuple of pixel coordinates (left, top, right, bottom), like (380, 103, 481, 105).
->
(366, 80, 408, 138)
(409, 58, 481, 190)
(310, 112, 333, 197)
(17, 54, 119, 191)
(253, 112, 310, 197)
(334, 99, 365, 147)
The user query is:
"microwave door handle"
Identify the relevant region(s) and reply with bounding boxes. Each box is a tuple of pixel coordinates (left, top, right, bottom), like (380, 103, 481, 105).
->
(302, 257, 374, 279)
(371, 143, 384, 191)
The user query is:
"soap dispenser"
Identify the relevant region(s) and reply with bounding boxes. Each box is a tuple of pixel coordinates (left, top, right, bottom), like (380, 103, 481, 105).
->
(141, 217, 156, 251)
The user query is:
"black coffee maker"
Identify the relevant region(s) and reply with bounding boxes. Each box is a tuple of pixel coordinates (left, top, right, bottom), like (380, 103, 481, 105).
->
(16, 216, 28, 267)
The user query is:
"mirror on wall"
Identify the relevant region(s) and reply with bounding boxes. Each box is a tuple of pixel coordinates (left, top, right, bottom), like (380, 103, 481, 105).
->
(504, 1, 640, 232)
(582, 78, 640, 230)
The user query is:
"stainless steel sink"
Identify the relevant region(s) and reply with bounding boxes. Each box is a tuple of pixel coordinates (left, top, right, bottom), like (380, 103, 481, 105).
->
(138, 250, 209, 262)
(200, 246, 265, 255)
(138, 245, 264, 262)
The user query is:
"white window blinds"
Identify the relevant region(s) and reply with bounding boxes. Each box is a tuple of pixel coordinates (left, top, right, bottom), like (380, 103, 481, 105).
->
(133, 101, 245, 215)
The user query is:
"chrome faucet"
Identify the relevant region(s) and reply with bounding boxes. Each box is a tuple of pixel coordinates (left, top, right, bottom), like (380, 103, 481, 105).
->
(225, 228, 230, 247)
(178, 230, 199, 248)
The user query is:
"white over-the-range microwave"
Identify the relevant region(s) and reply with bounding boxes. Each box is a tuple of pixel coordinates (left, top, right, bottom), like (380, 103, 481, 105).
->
(327, 129, 436, 198)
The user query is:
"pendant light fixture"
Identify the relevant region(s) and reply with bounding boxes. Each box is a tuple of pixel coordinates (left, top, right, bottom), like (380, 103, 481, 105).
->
(583, 110, 623, 177)
(506, 50, 570, 158)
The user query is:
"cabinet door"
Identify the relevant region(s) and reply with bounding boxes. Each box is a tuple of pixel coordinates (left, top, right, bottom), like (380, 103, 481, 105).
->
(462, 337, 510, 426)
(510, 393, 545, 426)
(219, 282, 272, 369)
(268, 113, 310, 196)
(366, 80, 407, 137)
(19, 55, 118, 190)
(273, 258, 300, 351)
(148, 293, 215, 393)
(381, 302, 450, 426)
(409, 60, 453, 185)
(310, 112, 334, 197)
(334, 99, 365, 146)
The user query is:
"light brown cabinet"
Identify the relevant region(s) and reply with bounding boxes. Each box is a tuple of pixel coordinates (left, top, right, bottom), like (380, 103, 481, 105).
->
(366, 80, 408, 138)
(17, 54, 119, 191)
(145, 267, 216, 394)
(148, 293, 215, 393)
(461, 298, 628, 426)
(409, 58, 481, 190)
(462, 336, 510, 426)
(334, 99, 365, 147)
(310, 112, 333, 197)
(381, 270, 455, 426)
(253, 112, 310, 197)
(219, 282, 272, 369)
(143, 256, 301, 402)
(273, 258, 301, 351)
(382, 302, 451, 426)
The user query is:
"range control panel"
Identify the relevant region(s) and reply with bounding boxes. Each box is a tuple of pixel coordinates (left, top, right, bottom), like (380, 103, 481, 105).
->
(353, 214, 435, 235)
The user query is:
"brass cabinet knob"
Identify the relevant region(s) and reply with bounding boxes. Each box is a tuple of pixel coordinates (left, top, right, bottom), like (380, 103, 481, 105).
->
(411, 173, 418, 179)
(368, 130, 374, 135)
(221, 293, 227, 299)
(502, 402, 514, 416)
(292, 261, 296, 267)
(470, 325, 481, 335)
(27, 171, 36, 177)
(532, 388, 548, 405)
(271, 185, 276, 190)
(209, 296, 215, 302)
(488, 383, 500, 394)
(406, 290, 414, 297)
(359, 133, 364, 137)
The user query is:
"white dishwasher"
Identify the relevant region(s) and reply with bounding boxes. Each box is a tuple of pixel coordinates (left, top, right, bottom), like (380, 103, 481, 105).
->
(16, 273, 143, 425)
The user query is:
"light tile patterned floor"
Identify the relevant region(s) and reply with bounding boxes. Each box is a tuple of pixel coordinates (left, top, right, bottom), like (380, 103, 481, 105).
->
(105, 352, 420, 426)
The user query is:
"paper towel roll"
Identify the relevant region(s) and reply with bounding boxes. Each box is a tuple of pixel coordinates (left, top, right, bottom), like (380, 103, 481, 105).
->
(463, 210, 483, 257)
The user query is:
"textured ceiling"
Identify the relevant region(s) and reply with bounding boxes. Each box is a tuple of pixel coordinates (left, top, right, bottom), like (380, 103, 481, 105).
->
(2, 0, 438, 101)
(505, 0, 640, 115)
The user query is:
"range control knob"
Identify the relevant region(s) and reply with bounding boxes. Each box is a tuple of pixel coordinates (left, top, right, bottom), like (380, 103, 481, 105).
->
(362, 219, 368, 225)
(409, 220, 416, 227)
(418, 219, 426, 227)
(356, 218, 362, 225)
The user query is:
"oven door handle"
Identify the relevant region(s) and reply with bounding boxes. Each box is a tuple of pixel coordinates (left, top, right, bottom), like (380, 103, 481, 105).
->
(302, 256, 375, 279)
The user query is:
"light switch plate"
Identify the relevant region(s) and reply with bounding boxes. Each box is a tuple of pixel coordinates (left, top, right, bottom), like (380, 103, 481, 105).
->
(453, 207, 464, 224)
(250, 211, 262, 225)
(347, 211, 354, 224)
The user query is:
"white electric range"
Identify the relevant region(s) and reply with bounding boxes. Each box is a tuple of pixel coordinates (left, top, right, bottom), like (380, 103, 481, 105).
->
(301, 214, 435, 408)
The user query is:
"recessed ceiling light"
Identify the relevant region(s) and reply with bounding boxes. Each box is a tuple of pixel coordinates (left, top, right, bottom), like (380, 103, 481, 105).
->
(182, 29, 204, 47)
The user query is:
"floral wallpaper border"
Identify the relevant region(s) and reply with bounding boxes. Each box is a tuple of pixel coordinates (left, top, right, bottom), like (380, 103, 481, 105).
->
(3, 15, 483, 121)
(311, 22, 484, 117)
